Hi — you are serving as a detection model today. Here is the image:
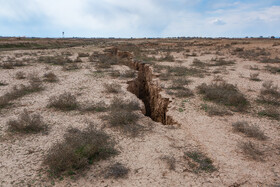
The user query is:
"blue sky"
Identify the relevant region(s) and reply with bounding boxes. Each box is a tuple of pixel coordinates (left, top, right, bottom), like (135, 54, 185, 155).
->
(0, 0, 280, 38)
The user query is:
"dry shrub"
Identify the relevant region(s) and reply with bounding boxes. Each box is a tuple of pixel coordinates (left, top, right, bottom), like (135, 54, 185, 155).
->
(104, 83, 121, 93)
(38, 55, 73, 66)
(121, 70, 135, 78)
(0, 75, 43, 108)
(62, 63, 80, 71)
(210, 58, 235, 66)
(160, 156, 176, 171)
(192, 59, 207, 68)
(78, 53, 89, 57)
(167, 66, 205, 77)
(265, 65, 280, 74)
(258, 81, 280, 106)
(93, 54, 118, 69)
(7, 109, 47, 133)
(81, 101, 107, 112)
(105, 163, 130, 179)
(74, 57, 82, 63)
(44, 126, 116, 177)
(184, 151, 216, 173)
(249, 73, 261, 81)
(48, 92, 78, 111)
(158, 52, 175, 62)
(43, 72, 59, 82)
(239, 141, 264, 161)
(105, 97, 141, 136)
(197, 81, 248, 111)
(232, 121, 267, 140)
(170, 78, 192, 89)
(201, 104, 232, 116)
(169, 88, 194, 98)
(15, 71, 26, 79)
(0, 81, 8, 86)
(1, 62, 14, 69)
(258, 107, 279, 121)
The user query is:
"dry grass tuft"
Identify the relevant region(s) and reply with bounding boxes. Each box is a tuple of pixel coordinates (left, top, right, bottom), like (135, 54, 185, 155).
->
(43, 72, 59, 82)
(258, 107, 279, 121)
(201, 104, 232, 116)
(105, 163, 130, 179)
(184, 151, 216, 173)
(104, 83, 122, 93)
(104, 97, 142, 136)
(232, 121, 267, 140)
(15, 71, 26, 79)
(7, 109, 47, 133)
(258, 81, 280, 106)
(239, 141, 264, 161)
(48, 92, 79, 111)
(249, 73, 261, 81)
(160, 156, 176, 171)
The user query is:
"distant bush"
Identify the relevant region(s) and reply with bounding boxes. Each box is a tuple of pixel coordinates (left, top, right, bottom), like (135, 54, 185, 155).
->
(104, 83, 122, 93)
(38, 55, 73, 66)
(197, 81, 248, 111)
(201, 104, 232, 116)
(15, 71, 26, 79)
(43, 72, 59, 82)
(48, 92, 78, 111)
(78, 53, 90, 57)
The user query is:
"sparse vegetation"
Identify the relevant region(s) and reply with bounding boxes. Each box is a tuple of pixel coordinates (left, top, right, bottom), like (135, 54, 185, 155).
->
(239, 141, 264, 161)
(257, 81, 280, 106)
(43, 72, 59, 82)
(0, 81, 8, 86)
(44, 126, 117, 177)
(232, 121, 267, 140)
(0, 76, 43, 110)
(197, 81, 248, 111)
(104, 83, 121, 93)
(7, 109, 47, 133)
(265, 65, 280, 74)
(201, 104, 232, 116)
(105, 163, 130, 179)
(15, 71, 26, 79)
(78, 53, 90, 57)
(258, 107, 279, 120)
(209, 58, 235, 66)
(48, 92, 78, 111)
(104, 97, 142, 136)
(81, 101, 107, 112)
(38, 55, 73, 66)
(250, 73, 261, 81)
(184, 151, 216, 173)
(161, 156, 176, 171)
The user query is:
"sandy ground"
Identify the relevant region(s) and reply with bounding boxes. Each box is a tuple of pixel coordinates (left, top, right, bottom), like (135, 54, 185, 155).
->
(0, 39, 279, 186)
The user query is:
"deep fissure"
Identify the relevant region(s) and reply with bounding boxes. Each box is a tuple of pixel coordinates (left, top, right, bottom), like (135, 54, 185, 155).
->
(106, 48, 175, 125)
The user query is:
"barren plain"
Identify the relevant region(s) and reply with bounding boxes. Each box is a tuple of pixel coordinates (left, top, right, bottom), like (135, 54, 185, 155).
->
(0, 38, 279, 186)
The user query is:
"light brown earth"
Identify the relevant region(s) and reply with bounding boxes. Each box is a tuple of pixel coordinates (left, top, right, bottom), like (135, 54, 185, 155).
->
(0, 38, 279, 186)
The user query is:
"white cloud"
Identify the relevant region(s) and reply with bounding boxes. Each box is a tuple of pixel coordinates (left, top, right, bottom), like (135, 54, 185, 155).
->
(0, 0, 279, 37)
